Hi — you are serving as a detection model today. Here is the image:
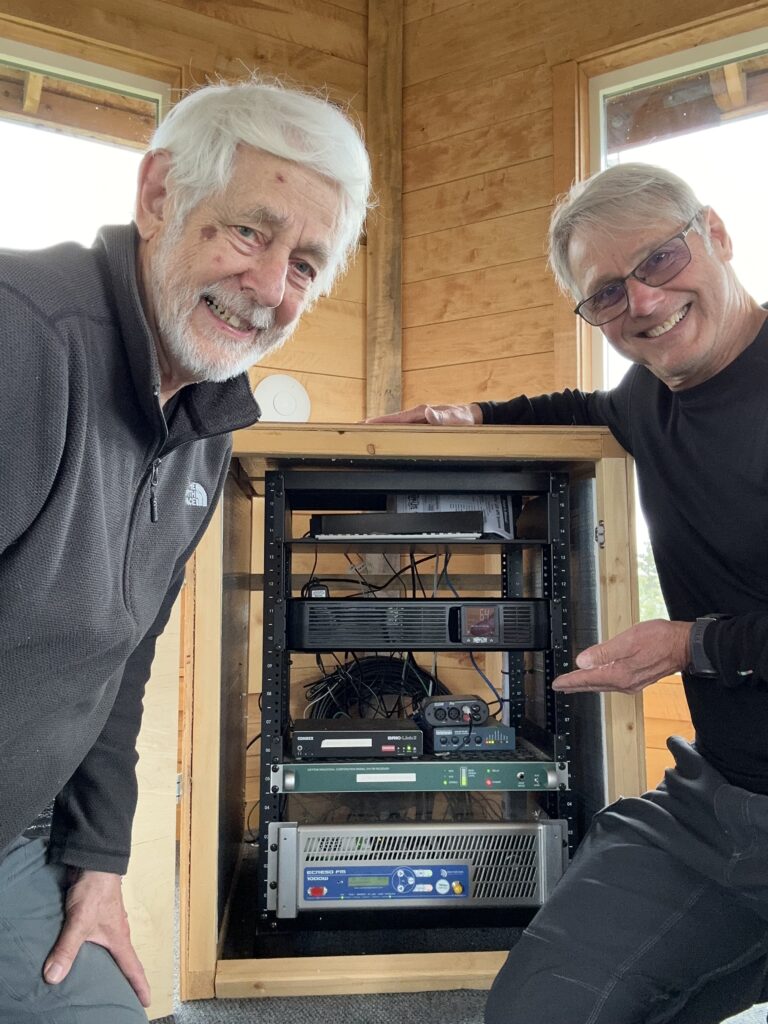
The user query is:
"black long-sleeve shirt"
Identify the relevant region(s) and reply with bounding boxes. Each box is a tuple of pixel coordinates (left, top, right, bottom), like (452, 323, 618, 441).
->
(479, 317, 768, 794)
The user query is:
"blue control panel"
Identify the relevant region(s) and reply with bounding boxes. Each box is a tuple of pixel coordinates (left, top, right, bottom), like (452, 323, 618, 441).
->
(303, 864, 470, 901)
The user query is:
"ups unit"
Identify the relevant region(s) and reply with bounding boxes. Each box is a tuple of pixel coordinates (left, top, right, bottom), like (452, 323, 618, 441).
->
(287, 598, 550, 651)
(267, 820, 569, 918)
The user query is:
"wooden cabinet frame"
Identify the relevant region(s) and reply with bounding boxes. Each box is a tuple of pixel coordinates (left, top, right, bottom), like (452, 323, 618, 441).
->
(180, 423, 642, 1001)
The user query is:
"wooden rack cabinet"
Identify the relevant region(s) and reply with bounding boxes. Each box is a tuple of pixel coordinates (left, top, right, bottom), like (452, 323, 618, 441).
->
(178, 424, 642, 1003)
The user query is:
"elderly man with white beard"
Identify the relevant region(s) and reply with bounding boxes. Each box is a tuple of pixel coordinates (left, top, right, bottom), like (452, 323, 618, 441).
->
(0, 76, 370, 1023)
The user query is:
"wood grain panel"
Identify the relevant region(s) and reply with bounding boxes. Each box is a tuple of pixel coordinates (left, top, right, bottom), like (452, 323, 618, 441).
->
(329, 255, 365, 303)
(404, 0, 471, 23)
(256, 299, 365, 378)
(403, 43, 547, 105)
(644, 716, 694, 748)
(404, 108, 552, 192)
(404, 62, 551, 148)
(248, 365, 365, 421)
(642, 677, 690, 720)
(403, 306, 552, 371)
(403, 0, 766, 86)
(645, 747, 674, 789)
(404, 206, 550, 282)
(403, 351, 554, 406)
(403, 257, 550, 328)
(365, 0, 403, 417)
(0, 0, 366, 100)
(403, 158, 553, 237)
(216, 949, 507, 997)
(404, 0, 538, 86)
(125, 596, 180, 1020)
(154, 0, 367, 64)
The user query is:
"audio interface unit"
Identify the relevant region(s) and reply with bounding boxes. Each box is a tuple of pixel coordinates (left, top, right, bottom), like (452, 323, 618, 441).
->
(426, 720, 517, 752)
(418, 694, 489, 725)
(291, 719, 423, 759)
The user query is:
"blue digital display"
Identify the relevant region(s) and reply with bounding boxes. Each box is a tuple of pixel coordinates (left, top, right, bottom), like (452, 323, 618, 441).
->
(303, 864, 469, 901)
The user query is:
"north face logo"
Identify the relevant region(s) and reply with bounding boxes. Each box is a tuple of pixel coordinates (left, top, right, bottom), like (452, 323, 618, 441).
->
(185, 482, 208, 507)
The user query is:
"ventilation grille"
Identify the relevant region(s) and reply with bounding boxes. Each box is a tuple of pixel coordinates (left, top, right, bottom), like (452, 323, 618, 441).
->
(500, 604, 535, 645)
(300, 828, 541, 902)
(299, 603, 449, 647)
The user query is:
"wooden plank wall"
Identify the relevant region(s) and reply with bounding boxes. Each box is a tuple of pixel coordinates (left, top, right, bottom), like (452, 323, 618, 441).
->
(401, 0, 761, 786)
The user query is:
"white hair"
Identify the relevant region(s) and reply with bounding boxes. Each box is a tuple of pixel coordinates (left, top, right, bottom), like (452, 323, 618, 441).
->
(548, 163, 708, 298)
(148, 75, 372, 294)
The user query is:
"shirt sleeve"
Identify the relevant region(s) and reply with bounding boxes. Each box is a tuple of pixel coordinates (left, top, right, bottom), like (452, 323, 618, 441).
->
(704, 614, 768, 690)
(477, 374, 637, 455)
(47, 571, 185, 874)
(0, 287, 68, 555)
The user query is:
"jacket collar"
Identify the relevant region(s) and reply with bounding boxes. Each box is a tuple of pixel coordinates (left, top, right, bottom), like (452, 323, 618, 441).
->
(94, 223, 261, 442)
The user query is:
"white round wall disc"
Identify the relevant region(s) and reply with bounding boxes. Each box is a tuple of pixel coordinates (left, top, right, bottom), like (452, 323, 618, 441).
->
(253, 374, 311, 422)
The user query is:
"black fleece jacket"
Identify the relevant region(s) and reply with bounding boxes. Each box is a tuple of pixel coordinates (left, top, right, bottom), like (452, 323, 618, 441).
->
(0, 224, 260, 872)
(479, 317, 768, 794)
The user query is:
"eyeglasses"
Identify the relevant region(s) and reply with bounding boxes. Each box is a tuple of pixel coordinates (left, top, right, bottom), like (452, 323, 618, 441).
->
(573, 216, 699, 327)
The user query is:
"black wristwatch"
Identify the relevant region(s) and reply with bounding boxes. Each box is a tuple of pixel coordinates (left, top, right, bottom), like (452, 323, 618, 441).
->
(687, 615, 723, 677)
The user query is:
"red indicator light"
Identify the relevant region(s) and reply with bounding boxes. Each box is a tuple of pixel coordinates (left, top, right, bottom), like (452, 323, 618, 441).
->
(308, 886, 327, 897)
(485, 778, 493, 787)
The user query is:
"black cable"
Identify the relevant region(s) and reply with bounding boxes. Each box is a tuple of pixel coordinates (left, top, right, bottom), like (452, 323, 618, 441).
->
(302, 653, 449, 720)
(246, 732, 261, 751)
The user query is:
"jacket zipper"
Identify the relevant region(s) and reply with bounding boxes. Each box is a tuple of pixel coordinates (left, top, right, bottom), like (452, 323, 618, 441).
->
(149, 458, 162, 523)
(147, 384, 167, 524)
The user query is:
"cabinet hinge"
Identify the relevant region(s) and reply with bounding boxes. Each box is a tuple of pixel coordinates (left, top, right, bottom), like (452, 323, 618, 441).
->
(594, 521, 606, 548)
(176, 773, 183, 804)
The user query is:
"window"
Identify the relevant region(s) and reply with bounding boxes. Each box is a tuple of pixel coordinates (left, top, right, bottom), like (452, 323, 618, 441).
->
(0, 38, 167, 249)
(589, 30, 768, 620)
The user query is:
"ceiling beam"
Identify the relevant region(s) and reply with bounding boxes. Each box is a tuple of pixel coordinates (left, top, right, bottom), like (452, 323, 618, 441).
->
(22, 71, 44, 114)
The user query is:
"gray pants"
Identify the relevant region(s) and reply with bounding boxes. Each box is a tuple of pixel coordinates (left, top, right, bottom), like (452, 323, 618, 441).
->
(0, 837, 147, 1023)
(486, 737, 768, 1023)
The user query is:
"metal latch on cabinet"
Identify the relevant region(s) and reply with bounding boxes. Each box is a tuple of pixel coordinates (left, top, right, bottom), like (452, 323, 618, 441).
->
(594, 521, 606, 549)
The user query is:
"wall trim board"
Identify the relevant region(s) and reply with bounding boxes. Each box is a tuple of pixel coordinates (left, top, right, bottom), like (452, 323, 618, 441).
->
(365, 0, 403, 417)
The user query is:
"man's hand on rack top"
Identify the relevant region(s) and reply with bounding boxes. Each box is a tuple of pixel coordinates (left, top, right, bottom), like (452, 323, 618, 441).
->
(44, 868, 150, 1007)
(364, 402, 483, 425)
(551, 619, 692, 694)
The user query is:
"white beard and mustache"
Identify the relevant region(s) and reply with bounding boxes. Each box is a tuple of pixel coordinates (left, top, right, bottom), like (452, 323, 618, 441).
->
(149, 228, 300, 384)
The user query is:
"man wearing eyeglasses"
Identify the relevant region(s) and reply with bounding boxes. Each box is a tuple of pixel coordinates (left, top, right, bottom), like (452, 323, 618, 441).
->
(369, 163, 768, 1023)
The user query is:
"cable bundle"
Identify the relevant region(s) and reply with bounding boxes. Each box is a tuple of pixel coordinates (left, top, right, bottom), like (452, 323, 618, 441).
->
(302, 653, 451, 720)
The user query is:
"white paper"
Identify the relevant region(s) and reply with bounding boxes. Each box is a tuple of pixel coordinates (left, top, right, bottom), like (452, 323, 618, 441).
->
(395, 493, 515, 539)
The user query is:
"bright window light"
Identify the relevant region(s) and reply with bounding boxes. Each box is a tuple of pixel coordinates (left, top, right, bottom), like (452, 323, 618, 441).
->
(0, 119, 142, 250)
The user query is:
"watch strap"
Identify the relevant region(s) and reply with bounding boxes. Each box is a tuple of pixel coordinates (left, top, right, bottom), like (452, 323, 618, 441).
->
(688, 615, 722, 677)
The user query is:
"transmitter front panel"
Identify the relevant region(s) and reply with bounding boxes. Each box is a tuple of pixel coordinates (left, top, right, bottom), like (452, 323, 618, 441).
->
(300, 864, 469, 909)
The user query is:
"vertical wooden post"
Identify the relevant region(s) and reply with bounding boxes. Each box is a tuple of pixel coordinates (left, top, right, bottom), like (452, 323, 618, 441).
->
(366, 0, 403, 417)
(551, 60, 592, 391)
(594, 457, 646, 801)
(180, 506, 224, 1000)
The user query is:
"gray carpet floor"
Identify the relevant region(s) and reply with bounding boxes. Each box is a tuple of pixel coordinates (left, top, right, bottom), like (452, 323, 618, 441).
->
(158, 989, 767, 1023)
(158, 854, 767, 1024)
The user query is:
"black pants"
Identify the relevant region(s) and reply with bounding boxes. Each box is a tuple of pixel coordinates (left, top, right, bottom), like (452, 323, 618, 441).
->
(485, 737, 768, 1024)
